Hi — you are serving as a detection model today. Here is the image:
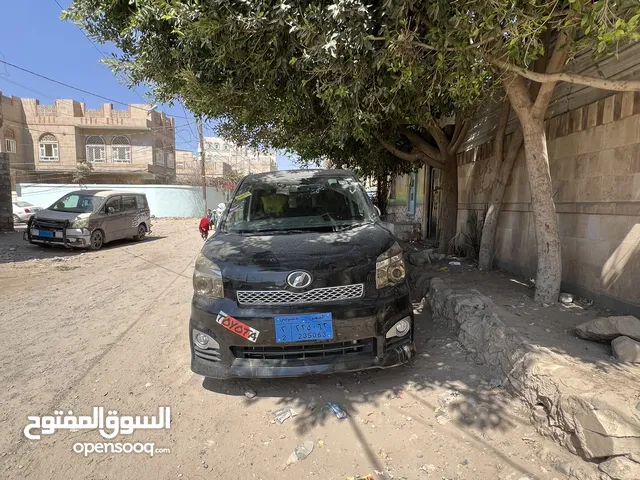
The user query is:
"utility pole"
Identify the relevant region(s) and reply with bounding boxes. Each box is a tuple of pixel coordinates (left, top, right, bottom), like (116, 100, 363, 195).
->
(197, 115, 207, 215)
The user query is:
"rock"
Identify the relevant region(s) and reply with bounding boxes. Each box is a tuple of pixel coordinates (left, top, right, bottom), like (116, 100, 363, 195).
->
(599, 456, 640, 480)
(611, 337, 640, 363)
(559, 293, 574, 304)
(575, 316, 640, 343)
(432, 253, 446, 261)
(556, 461, 573, 476)
(244, 389, 257, 399)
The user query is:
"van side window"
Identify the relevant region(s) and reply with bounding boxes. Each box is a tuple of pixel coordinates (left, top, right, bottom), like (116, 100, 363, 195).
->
(105, 196, 121, 213)
(135, 195, 147, 209)
(122, 196, 137, 211)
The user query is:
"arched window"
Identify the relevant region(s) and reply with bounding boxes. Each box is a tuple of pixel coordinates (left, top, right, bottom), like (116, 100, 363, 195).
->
(4, 128, 16, 154)
(165, 146, 175, 169)
(154, 140, 165, 166)
(111, 135, 131, 163)
(39, 133, 59, 162)
(86, 135, 106, 163)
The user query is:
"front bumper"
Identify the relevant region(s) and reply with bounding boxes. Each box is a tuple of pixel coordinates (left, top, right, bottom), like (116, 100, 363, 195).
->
(189, 285, 416, 379)
(24, 226, 91, 248)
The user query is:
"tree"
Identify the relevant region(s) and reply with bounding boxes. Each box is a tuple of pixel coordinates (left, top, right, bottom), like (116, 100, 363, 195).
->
(64, 0, 489, 254)
(73, 159, 93, 187)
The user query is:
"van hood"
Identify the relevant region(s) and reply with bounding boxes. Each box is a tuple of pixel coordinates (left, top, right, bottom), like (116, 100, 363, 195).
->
(33, 209, 84, 222)
(202, 222, 397, 292)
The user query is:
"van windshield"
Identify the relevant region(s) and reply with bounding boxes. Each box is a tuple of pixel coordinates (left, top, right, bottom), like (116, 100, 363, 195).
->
(50, 193, 102, 213)
(224, 175, 376, 234)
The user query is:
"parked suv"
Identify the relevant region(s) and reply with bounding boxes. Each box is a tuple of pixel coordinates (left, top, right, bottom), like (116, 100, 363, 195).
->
(190, 169, 415, 379)
(25, 190, 151, 250)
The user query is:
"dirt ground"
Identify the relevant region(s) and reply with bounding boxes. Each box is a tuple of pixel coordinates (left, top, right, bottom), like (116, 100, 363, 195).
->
(0, 219, 580, 480)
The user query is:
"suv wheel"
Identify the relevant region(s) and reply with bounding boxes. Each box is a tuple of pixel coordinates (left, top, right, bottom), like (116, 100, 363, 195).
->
(133, 224, 146, 241)
(89, 230, 104, 251)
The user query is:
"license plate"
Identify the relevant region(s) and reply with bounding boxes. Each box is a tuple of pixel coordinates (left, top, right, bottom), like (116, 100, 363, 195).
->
(275, 313, 333, 343)
(39, 230, 53, 238)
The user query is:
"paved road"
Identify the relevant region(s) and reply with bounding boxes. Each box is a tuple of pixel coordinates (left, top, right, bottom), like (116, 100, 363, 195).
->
(0, 219, 571, 479)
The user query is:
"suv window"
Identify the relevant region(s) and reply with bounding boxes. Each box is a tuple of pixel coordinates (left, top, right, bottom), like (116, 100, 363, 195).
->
(122, 196, 137, 211)
(135, 195, 147, 209)
(105, 196, 121, 214)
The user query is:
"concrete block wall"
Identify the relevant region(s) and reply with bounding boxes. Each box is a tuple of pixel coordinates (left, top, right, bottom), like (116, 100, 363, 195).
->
(459, 93, 640, 312)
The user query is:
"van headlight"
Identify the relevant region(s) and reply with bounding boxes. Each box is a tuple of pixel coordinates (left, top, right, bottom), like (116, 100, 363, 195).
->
(71, 216, 89, 229)
(376, 242, 406, 289)
(193, 254, 224, 298)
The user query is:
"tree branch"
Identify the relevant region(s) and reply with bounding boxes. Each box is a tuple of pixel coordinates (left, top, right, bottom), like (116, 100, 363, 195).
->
(375, 134, 445, 169)
(488, 56, 640, 92)
(399, 126, 442, 162)
(495, 98, 511, 164)
(532, 31, 570, 119)
(504, 75, 534, 121)
(504, 127, 524, 166)
(366, 36, 495, 52)
(449, 120, 471, 156)
(427, 124, 450, 154)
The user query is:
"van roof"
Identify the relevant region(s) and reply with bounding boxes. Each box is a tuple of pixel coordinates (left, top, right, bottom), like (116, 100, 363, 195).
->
(243, 169, 356, 184)
(67, 189, 146, 197)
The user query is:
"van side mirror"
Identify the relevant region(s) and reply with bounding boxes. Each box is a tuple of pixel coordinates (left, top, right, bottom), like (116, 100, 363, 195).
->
(106, 206, 115, 215)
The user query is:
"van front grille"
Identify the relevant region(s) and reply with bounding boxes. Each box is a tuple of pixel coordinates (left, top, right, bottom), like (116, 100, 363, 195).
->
(236, 284, 364, 306)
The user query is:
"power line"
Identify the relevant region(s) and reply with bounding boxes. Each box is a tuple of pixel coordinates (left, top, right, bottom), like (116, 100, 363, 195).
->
(0, 58, 192, 120)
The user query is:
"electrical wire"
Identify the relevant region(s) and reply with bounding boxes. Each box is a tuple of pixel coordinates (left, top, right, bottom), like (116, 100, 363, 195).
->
(0, 58, 193, 120)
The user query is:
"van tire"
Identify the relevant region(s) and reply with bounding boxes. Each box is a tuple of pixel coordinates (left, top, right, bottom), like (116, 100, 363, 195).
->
(133, 224, 146, 241)
(89, 230, 104, 251)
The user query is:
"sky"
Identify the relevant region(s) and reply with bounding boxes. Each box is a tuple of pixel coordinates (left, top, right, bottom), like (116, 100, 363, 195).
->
(0, 0, 299, 170)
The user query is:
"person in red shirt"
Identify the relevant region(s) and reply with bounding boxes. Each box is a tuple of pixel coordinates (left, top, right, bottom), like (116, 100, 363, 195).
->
(199, 216, 210, 240)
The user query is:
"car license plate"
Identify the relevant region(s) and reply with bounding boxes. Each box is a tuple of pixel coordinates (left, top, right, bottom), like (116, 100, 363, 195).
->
(39, 230, 53, 238)
(274, 313, 333, 343)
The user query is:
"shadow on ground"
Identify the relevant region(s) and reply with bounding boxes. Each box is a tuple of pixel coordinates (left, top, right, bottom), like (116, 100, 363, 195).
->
(0, 227, 166, 265)
(202, 312, 538, 478)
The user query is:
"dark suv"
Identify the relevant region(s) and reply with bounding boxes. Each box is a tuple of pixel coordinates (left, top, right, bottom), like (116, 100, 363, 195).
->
(189, 169, 415, 378)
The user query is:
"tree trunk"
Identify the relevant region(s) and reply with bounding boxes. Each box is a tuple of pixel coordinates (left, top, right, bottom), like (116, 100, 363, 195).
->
(478, 129, 524, 270)
(437, 155, 458, 254)
(520, 118, 561, 303)
(376, 172, 389, 214)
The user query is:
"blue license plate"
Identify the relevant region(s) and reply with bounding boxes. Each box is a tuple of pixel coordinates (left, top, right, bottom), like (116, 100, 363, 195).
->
(39, 230, 53, 238)
(274, 313, 333, 343)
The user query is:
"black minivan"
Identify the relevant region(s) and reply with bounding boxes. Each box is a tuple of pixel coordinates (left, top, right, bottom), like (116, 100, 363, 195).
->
(190, 169, 415, 378)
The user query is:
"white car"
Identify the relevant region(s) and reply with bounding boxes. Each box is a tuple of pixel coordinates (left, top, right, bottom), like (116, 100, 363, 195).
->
(13, 201, 42, 224)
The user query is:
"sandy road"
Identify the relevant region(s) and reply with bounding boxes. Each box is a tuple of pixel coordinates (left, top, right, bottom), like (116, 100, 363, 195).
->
(0, 219, 573, 480)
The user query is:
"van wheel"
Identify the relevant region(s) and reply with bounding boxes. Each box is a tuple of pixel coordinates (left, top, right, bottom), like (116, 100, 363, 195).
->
(89, 230, 104, 251)
(133, 224, 146, 241)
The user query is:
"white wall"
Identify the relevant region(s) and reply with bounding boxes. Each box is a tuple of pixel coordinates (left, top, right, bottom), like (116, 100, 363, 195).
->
(16, 183, 226, 218)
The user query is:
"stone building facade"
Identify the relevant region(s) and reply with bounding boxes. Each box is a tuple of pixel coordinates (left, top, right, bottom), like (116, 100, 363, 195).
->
(0, 92, 176, 186)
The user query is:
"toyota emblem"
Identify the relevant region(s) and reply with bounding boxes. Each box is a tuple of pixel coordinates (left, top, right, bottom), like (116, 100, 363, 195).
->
(287, 271, 312, 289)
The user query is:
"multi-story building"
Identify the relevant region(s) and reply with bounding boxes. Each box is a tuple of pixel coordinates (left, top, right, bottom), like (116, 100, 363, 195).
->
(201, 136, 276, 176)
(0, 92, 176, 186)
(175, 148, 232, 185)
